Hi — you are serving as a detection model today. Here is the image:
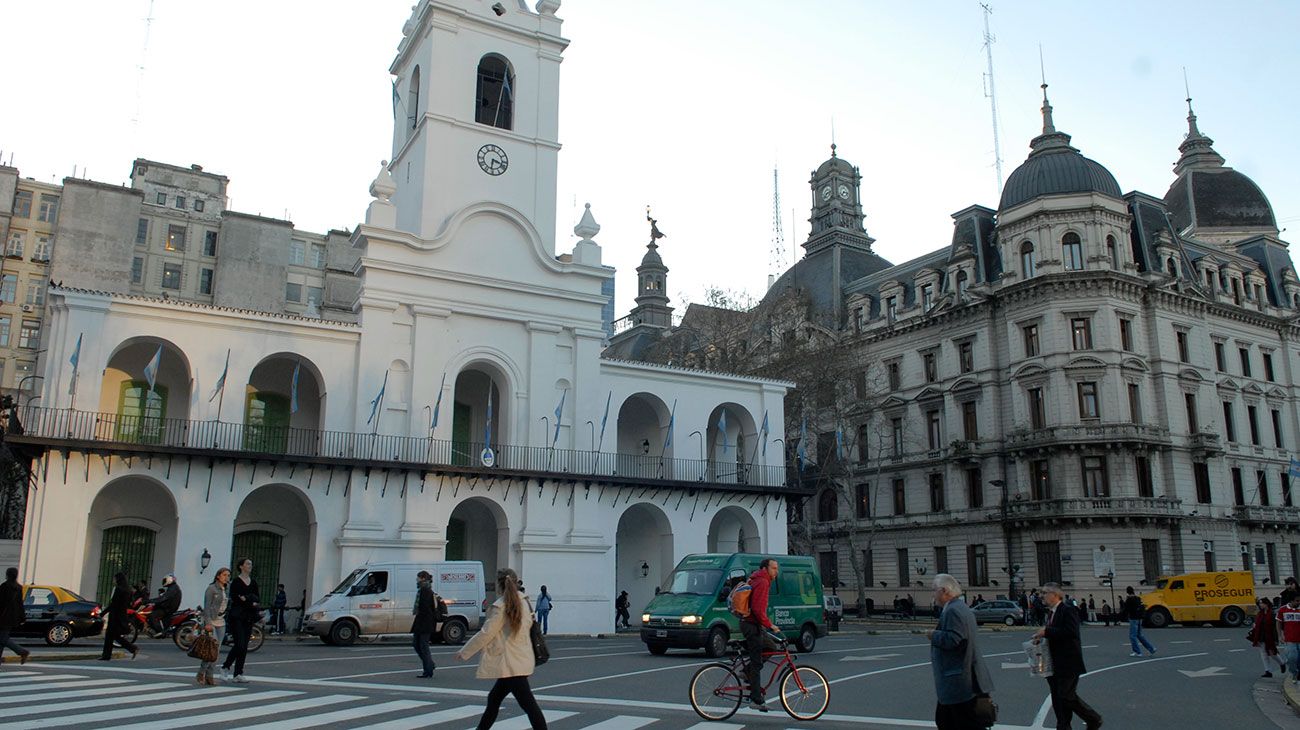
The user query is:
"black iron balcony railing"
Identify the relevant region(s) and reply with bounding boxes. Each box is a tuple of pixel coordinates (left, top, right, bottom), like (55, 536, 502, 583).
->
(1006, 495, 1183, 521)
(11, 406, 789, 488)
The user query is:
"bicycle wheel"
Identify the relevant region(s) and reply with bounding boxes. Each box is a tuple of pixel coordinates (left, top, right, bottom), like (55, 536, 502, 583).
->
(689, 662, 744, 721)
(779, 664, 830, 721)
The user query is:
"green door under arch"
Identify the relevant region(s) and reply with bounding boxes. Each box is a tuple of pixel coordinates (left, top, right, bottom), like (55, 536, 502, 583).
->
(244, 392, 290, 453)
(97, 525, 156, 604)
(231, 530, 284, 607)
(116, 382, 167, 444)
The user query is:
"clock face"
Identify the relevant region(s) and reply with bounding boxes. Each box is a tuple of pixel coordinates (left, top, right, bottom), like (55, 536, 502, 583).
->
(838, 184, 850, 200)
(477, 144, 508, 176)
(820, 185, 832, 202)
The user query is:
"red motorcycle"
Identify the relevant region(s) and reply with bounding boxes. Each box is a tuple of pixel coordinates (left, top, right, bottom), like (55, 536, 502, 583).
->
(125, 598, 200, 644)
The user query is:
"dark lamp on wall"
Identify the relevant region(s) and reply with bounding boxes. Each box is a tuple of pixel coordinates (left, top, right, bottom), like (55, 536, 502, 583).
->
(200, 548, 212, 574)
(640, 561, 650, 578)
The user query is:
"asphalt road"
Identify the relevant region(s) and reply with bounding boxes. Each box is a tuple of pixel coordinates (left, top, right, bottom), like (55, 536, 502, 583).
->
(3, 624, 1296, 729)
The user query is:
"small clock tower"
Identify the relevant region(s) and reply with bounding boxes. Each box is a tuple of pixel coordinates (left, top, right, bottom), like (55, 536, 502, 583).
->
(805, 144, 874, 255)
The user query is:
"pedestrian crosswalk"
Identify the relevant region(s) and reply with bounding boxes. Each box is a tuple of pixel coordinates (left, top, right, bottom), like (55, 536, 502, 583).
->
(0, 668, 814, 729)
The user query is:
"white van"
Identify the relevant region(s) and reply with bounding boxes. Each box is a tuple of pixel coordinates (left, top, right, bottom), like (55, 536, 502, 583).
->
(303, 561, 485, 646)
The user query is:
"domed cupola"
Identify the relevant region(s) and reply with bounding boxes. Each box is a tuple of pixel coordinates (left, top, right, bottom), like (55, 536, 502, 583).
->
(999, 85, 1122, 212)
(1163, 97, 1277, 235)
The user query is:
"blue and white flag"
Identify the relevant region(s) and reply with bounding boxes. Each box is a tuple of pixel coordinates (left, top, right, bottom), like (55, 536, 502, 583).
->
(718, 410, 729, 454)
(143, 345, 163, 393)
(1290, 458, 1300, 480)
(484, 386, 494, 450)
(208, 349, 230, 403)
(597, 391, 612, 449)
(760, 410, 770, 458)
(391, 80, 400, 120)
(552, 389, 567, 447)
(663, 399, 677, 450)
(430, 372, 446, 430)
(367, 370, 389, 426)
(290, 362, 301, 414)
(835, 425, 845, 462)
(797, 415, 808, 472)
(68, 333, 82, 395)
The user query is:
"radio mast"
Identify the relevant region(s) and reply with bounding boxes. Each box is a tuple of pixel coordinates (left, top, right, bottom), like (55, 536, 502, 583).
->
(981, 3, 1004, 194)
(768, 165, 786, 289)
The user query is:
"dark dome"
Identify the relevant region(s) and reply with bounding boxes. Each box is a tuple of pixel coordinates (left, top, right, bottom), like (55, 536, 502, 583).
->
(814, 145, 855, 179)
(1000, 146, 1122, 211)
(1164, 168, 1276, 232)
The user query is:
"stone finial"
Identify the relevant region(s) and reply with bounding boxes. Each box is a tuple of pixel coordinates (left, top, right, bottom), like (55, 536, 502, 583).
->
(536, 0, 561, 16)
(570, 203, 602, 265)
(366, 160, 398, 228)
(402, 5, 417, 36)
(369, 160, 397, 202)
(574, 203, 600, 240)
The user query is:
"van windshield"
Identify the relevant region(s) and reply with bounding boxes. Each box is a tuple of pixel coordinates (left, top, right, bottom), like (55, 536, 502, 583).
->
(662, 568, 723, 596)
(328, 568, 366, 595)
(1155, 579, 1168, 590)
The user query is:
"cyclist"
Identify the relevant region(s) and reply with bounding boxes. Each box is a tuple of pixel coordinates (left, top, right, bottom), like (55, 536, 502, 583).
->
(741, 558, 780, 713)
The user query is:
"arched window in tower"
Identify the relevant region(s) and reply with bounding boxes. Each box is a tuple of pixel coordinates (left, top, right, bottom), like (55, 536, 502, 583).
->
(1106, 235, 1118, 266)
(1062, 232, 1084, 271)
(407, 66, 421, 131)
(956, 270, 969, 300)
(475, 54, 514, 130)
(1166, 256, 1179, 278)
(1020, 241, 1036, 279)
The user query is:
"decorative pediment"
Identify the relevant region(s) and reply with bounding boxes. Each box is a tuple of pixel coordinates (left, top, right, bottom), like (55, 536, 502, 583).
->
(1215, 378, 1240, 393)
(951, 377, 981, 394)
(1120, 357, 1149, 372)
(1012, 363, 1048, 380)
(1266, 386, 1287, 402)
(1241, 382, 1266, 397)
(880, 395, 909, 412)
(1177, 368, 1204, 382)
(1064, 356, 1106, 371)
(914, 386, 945, 404)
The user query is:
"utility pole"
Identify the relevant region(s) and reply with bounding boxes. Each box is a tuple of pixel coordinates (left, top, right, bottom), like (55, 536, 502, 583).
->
(980, 3, 1004, 195)
(768, 166, 786, 289)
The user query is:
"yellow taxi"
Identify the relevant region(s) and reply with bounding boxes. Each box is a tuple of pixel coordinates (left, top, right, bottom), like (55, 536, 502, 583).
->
(17, 585, 104, 645)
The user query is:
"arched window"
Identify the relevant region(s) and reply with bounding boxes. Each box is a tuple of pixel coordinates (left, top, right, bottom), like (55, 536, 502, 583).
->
(1020, 241, 1036, 278)
(956, 270, 969, 299)
(817, 489, 838, 522)
(475, 54, 514, 130)
(245, 392, 290, 453)
(407, 66, 421, 130)
(1166, 257, 1178, 278)
(1106, 234, 1118, 266)
(1062, 232, 1084, 271)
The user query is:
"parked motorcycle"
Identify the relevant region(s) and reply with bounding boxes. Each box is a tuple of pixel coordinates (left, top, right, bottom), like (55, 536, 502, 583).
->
(173, 612, 265, 653)
(124, 599, 200, 645)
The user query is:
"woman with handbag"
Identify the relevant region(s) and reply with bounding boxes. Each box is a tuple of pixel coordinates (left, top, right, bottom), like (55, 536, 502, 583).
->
(1250, 597, 1284, 677)
(195, 567, 230, 685)
(456, 568, 547, 729)
(221, 557, 259, 683)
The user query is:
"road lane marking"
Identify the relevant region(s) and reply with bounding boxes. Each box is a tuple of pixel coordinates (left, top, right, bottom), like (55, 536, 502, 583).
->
(681, 723, 744, 730)
(0, 681, 180, 704)
(112, 694, 361, 730)
(0, 674, 85, 685)
(1178, 666, 1228, 678)
(1229, 648, 1246, 652)
(322, 650, 650, 680)
(11, 687, 276, 728)
(577, 716, 658, 729)
(0, 678, 133, 695)
(532, 660, 713, 691)
(3, 685, 246, 718)
(840, 653, 903, 661)
(1214, 638, 1230, 642)
(235, 699, 432, 730)
(353, 705, 482, 729)
(471, 710, 577, 729)
(1031, 652, 1209, 728)
(1171, 640, 1193, 644)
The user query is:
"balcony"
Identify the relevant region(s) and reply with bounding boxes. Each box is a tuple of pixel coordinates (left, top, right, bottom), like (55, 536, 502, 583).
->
(948, 439, 995, 464)
(1234, 505, 1300, 528)
(1189, 432, 1225, 457)
(1006, 423, 1172, 453)
(1006, 495, 1183, 524)
(5, 406, 792, 491)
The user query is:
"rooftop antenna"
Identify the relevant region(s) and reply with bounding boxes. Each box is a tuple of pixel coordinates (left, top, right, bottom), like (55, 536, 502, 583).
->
(132, 0, 156, 131)
(980, 3, 1004, 194)
(768, 165, 786, 289)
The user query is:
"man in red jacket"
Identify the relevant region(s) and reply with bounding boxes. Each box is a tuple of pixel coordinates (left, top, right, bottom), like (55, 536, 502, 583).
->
(741, 558, 779, 712)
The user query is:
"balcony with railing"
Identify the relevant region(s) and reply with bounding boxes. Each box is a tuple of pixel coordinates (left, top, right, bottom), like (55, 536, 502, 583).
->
(1006, 423, 1172, 453)
(1189, 432, 1225, 457)
(1006, 495, 1183, 522)
(1234, 504, 1300, 527)
(6, 406, 791, 490)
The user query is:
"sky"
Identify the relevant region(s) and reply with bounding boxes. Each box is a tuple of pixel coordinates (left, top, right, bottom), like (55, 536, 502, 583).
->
(4, 1, 1298, 316)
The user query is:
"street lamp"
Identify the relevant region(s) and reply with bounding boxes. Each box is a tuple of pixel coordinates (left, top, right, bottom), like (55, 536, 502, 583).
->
(640, 561, 650, 578)
(200, 548, 212, 574)
(990, 478, 1015, 598)
(689, 430, 704, 462)
(585, 420, 595, 451)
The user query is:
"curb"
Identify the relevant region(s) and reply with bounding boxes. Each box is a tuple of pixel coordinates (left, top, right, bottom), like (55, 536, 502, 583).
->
(257, 632, 633, 644)
(1282, 677, 1300, 714)
(2, 650, 127, 663)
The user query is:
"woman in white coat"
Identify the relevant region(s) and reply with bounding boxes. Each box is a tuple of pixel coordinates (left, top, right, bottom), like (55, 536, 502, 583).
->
(456, 568, 547, 729)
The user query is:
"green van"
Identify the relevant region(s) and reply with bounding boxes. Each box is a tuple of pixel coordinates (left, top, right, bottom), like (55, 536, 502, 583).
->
(639, 553, 827, 657)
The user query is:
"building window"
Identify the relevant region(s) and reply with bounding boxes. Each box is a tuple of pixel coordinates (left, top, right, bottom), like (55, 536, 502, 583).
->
(967, 544, 989, 586)
(311, 244, 327, 269)
(5, 232, 23, 258)
(1264, 352, 1276, 382)
(1222, 401, 1237, 442)
(817, 490, 838, 522)
(161, 263, 182, 290)
(1205, 543, 1216, 572)
(1232, 467, 1245, 506)
(165, 225, 186, 252)
(1030, 459, 1051, 500)
(0, 274, 16, 303)
(1062, 232, 1083, 271)
(13, 190, 32, 217)
(962, 401, 978, 440)
(0, 317, 9, 347)
(289, 240, 305, 266)
(18, 320, 40, 349)
(1194, 462, 1211, 503)
(1136, 456, 1154, 498)
(1185, 393, 1199, 432)
(37, 194, 59, 223)
(929, 473, 945, 512)
(407, 65, 422, 130)
(1077, 381, 1100, 420)
(1127, 383, 1142, 423)
(1272, 409, 1284, 448)
(131, 257, 144, 284)
(475, 54, 515, 130)
(174, 195, 186, 209)
(1283, 473, 1293, 507)
(893, 478, 906, 515)
(32, 236, 50, 262)
(926, 410, 941, 450)
(1241, 542, 1251, 572)
(1214, 342, 1226, 372)
(956, 270, 969, 299)
(1082, 455, 1109, 497)
(194, 199, 205, 212)
(199, 268, 213, 295)
(958, 341, 973, 373)
(204, 231, 218, 257)
(886, 296, 898, 321)
(1176, 330, 1190, 363)
(819, 552, 838, 589)
(1239, 347, 1252, 377)
(1071, 318, 1092, 350)
(1247, 405, 1261, 445)
(921, 283, 933, 311)
(135, 219, 149, 245)
(1024, 324, 1040, 357)
(286, 282, 302, 302)
(966, 468, 983, 508)
(307, 286, 323, 307)
(24, 278, 45, 306)
(887, 361, 901, 391)
(1142, 540, 1161, 583)
(1167, 256, 1179, 278)
(897, 548, 910, 588)
(1021, 241, 1036, 278)
(155, 192, 166, 205)
(1258, 470, 1270, 507)
(1119, 318, 1133, 351)
(1028, 387, 1046, 429)
(1037, 540, 1063, 584)
(891, 418, 903, 457)
(1106, 234, 1118, 265)
(923, 351, 937, 382)
(855, 483, 870, 519)
(934, 546, 948, 574)
(856, 424, 869, 461)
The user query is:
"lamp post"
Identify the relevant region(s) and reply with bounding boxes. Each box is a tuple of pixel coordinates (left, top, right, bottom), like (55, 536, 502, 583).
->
(689, 430, 704, 462)
(991, 478, 1015, 598)
(200, 548, 212, 574)
(585, 420, 595, 451)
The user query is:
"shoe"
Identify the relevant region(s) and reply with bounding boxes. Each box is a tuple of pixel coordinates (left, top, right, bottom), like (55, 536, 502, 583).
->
(19, 653, 29, 665)
(749, 701, 769, 713)
(220, 667, 231, 680)
(1148, 650, 1156, 656)
(416, 673, 433, 678)
(233, 674, 249, 684)
(196, 671, 206, 685)
(130, 648, 139, 660)
(1129, 652, 1141, 657)
(1264, 672, 1274, 678)
(1086, 722, 1103, 730)
(97, 657, 111, 661)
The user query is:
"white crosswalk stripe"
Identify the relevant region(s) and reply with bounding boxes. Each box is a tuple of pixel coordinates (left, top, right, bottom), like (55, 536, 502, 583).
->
(0, 678, 132, 696)
(468, 710, 577, 729)
(113, 694, 366, 730)
(680, 723, 746, 729)
(351, 704, 483, 729)
(0, 680, 177, 703)
(5, 685, 245, 718)
(12, 689, 297, 729)
(238, 699, 435, 729)
(574, 716, 658, 729)
(0, 673, 84, 685)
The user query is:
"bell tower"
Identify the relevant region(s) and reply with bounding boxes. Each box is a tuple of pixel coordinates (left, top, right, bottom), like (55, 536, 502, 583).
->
(628, 213, 673, 328)
(386, 1, 567, 247)
(805, 144, 873, 255)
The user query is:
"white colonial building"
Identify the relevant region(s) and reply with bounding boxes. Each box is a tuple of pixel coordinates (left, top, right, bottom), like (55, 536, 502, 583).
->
(11, 0, 791, 634)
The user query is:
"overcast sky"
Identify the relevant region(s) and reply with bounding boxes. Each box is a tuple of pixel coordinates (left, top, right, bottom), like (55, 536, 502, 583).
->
(4, 1, 1298, 315)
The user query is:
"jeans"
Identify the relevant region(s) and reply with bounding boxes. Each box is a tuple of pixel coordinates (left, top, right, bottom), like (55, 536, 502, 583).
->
(413, 632, 435, 675)
(537, 609, 549, 635)
(476, 676, 547, 729)
(222, 616, 253, 676)
(0, 628, 29, 658)
(1128, 619, 1155, 654)
(269, 608, 286, 633)
(199, 625, 225, 675)
(1287, 642, 1300, 679)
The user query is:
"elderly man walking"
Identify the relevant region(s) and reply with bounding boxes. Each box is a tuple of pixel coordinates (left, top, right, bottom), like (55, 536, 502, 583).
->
(1034, 582, 1103, 730)
(928, 574, 994, 729)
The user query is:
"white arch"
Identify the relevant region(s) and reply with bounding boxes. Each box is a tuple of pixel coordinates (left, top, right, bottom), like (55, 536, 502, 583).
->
(707, 505, 762, 554)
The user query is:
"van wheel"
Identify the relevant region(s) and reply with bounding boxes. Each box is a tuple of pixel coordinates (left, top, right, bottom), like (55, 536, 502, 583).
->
(796, 624, 817, 653)
(441, 618, 467, 645)
(705, 626, 729, 658)
(1146, 607, 1171, 629)
(647, 643, 668, 655)
(329, 620, 359, 646)
(1220, 606, 1245, 628)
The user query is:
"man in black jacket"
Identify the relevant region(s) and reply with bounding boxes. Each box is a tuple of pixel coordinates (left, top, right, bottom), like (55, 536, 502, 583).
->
(0, 567, 31, 663)
(411, 570, 438, 678)
(147, 575, 182, 637)
(1034, 583, 1102, 730)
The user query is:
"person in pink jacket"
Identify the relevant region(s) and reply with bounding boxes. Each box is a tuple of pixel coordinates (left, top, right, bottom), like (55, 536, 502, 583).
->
(456, 568, 546, 729)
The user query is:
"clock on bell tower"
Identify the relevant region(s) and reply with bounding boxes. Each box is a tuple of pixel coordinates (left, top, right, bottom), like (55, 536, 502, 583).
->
(805, 144, 873, 255)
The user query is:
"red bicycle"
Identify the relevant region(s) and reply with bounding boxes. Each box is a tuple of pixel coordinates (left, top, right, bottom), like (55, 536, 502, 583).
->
(688, 635, 830, 721)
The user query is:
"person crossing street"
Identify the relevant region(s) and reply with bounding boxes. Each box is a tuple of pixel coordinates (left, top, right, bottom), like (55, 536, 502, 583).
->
(411, 570, 438, 678)
(1123, 586, 1155, 657)
(100, 572, 139, 661)
(928, 573, 994, 729)
(739, 558, 780, 713)
(1034, 583, 1102, 730)
(0, 567, 31, 664)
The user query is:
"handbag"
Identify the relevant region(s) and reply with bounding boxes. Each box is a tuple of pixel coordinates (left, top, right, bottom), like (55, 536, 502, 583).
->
(189, 630, 219, 663)
(525, 598, 549, 666)
(973, 695, 998, 726)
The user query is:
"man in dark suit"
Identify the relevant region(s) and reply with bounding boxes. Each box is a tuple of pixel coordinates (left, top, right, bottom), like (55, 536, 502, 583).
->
(1034, 582, 1102, 730)
(411, 570, 438, 678)
(928, 573, 994, 729)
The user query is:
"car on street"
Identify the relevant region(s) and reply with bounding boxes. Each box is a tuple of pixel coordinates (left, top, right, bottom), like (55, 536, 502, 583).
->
(971, 599, 1024, 626)
(18, 584, 104, 645)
